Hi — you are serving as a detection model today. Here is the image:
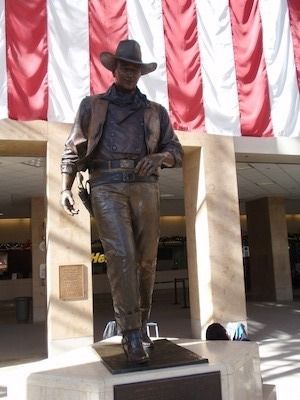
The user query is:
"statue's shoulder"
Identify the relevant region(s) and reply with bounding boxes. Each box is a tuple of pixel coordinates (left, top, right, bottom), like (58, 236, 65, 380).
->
(79, 94, 108, 112)
(83, 93, 108, 103)
(146, 100, 163, 114)
(92, 94, 109, 106)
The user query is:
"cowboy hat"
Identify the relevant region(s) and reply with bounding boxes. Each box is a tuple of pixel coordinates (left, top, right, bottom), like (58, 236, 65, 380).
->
(100, 40, 157, 76)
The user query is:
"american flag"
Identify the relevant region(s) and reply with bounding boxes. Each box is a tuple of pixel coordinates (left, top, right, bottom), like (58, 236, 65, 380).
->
(1, 0, 300, 137)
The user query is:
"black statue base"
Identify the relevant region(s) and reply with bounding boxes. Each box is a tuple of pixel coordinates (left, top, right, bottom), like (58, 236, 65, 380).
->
(93, 338, 208, 374)
(114, 373, 222, 400)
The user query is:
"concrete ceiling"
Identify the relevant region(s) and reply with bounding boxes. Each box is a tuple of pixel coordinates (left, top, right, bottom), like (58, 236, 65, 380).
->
(0, 156, 300, 218)
(0, 157, 46, 218)
(236, 163, 300, 200)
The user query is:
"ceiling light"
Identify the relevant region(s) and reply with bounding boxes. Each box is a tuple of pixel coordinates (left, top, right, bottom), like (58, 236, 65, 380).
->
(160, 193, 175, 198)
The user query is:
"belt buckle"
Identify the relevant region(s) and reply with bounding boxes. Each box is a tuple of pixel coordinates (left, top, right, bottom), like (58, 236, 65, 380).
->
(120, 159, 134, 169)
(122, 172, 135, 182)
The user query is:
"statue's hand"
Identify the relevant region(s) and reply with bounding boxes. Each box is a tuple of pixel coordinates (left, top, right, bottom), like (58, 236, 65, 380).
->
(135, 154, 165, 176)
(60, 190, 79, 216)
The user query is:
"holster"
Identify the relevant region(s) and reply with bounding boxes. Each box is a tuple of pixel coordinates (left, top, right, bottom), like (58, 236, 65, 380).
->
(78, 187, 93, 216)
(77, 173, 94, 216)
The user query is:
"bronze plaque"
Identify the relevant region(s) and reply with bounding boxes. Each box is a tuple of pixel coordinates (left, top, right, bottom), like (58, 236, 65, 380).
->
(114, 372, 222, 400)
(59, 264, 87, 300)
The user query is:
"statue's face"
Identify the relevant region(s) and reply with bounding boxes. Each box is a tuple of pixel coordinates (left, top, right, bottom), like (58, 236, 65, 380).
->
(114, 60, 142, 92)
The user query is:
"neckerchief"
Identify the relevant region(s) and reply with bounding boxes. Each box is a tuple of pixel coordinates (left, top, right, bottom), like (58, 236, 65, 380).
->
(101, 84, 149, 110)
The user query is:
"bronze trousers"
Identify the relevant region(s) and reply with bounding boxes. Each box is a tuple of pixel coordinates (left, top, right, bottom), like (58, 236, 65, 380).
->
(91, 182, 160, 332)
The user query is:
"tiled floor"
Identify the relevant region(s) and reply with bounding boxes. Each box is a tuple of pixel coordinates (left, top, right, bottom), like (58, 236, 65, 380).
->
(0, 290, 300, 400)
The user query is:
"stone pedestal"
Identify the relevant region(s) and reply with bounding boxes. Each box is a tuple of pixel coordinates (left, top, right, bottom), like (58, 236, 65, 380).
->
(6, 338, 263, 400)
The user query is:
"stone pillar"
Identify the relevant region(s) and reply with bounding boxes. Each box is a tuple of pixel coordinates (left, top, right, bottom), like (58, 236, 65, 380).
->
(246, 197, 293, 301)
(31, 197, 47, 322)
(183, 135, 247, 339)
(46, 123, 93, 356)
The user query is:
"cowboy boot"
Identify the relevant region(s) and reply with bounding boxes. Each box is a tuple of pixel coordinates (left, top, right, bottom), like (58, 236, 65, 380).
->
(121, 329, 149, 364)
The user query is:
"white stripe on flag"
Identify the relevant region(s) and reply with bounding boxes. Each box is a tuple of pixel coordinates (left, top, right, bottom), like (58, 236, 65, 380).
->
(126, 0, 169, 110)
(195, 0, 241, 136)
(259, 0, 300, 137)
(47, 0, 90, 123)
(0, 0, 7, 119)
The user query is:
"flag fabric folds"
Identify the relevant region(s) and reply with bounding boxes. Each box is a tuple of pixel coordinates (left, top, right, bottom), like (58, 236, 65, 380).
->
(0, 0, 299, 137)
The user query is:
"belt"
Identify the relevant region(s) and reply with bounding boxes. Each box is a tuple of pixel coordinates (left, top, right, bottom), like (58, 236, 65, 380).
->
(89, 171, 158, 187)
(90, 159, 139, 170)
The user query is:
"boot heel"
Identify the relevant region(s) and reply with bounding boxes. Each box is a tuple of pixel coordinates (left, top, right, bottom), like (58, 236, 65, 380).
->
(122, 329, 149, 364)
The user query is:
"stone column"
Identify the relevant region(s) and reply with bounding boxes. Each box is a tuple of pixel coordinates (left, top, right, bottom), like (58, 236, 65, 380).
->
(246, 197, 293, 301)
(183, 135, 247, 338)
(31, 197, 47, 322)
(46, 123, 93, 356)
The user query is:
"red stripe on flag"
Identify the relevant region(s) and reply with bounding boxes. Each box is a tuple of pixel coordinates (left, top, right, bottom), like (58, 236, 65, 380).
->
(229, 0, 273, 137)
(287, 0, 300, 90)
(89, 0, 128, 95)
(6, 0, 48, 120)
(162, 0, 205, 131)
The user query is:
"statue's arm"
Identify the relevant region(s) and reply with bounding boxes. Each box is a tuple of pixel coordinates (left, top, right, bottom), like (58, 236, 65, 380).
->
(60, 97, 91, 216)
(157, 105, 183, 168)
(135, 105, 183, 176)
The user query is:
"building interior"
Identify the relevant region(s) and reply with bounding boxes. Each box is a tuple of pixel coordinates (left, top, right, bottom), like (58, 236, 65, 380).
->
(1, 155, 300, 303)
